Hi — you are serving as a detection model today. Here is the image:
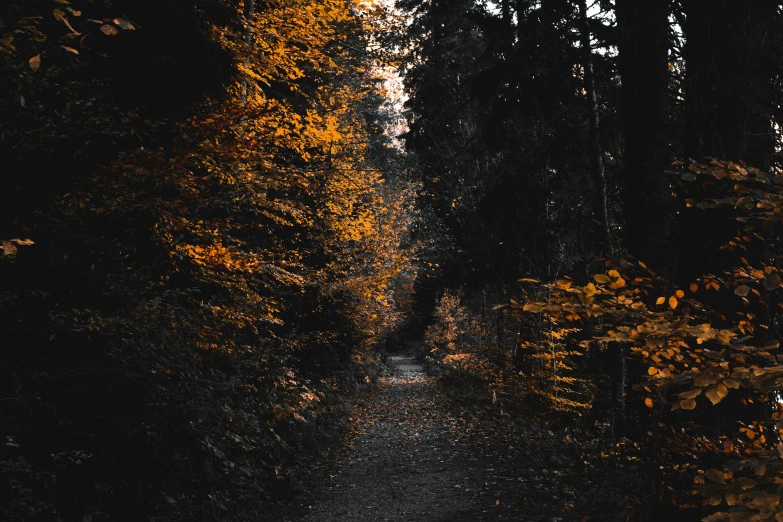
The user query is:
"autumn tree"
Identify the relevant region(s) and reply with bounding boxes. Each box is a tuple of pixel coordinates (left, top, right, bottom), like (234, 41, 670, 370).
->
(1, 0, 417, 520)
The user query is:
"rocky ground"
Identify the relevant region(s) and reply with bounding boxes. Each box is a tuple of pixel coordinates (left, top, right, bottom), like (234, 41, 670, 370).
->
(275, 355, 649, 522)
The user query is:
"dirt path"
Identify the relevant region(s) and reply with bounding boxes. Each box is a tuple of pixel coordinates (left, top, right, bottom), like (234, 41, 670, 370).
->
(276, 355, 641, 522)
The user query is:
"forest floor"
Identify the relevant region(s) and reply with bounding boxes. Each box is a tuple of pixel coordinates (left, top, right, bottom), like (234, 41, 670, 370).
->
(275, 354, 650, 522)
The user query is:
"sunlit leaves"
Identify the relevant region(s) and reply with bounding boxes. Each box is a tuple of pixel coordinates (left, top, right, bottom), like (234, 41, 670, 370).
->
(52, 8, 80, 34)
(704, 383, 728, 405)
(679, 399, 697, 410)
(678, 388, 702, 400)
(500, 158, 783, 520)
(113, 18, 135, 30)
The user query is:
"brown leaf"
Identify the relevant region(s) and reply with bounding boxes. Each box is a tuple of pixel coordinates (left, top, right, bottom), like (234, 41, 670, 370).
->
(28, 54, 41, 72)
(1, 241, 18, 257)
(678, 388, 702, 400)
(53, 8, 80, 34)
(763, 273, 782, 291)
(705, 383, 728, 405)
(100, 24, 118, 35)
(690, 283, 699, 292)
(734, 285, 751, 297)
(694, 373, 719, 387)
(705, 468, 725, 484)
(680, 399, 697, 410)
(716, 330, 733, 344)
(522, 303, 544, 313)
(610, 277, 626, 289)
(61, 46, 79, 54)
(113, 18, 135, 30)
(594, 274, 610, 284)
(726, 492, 741, 507)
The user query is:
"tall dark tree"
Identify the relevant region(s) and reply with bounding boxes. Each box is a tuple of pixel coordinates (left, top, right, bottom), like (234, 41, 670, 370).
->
(682, 0, 777, 169)
(616, 0, 672, 271)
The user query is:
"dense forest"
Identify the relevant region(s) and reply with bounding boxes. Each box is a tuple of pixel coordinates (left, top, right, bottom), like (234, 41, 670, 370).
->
(4, 0, 783, 520)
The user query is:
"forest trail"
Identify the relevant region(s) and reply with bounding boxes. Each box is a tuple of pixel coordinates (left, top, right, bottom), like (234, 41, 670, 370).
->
(276, 355, 630, 522)
(279, 354, 491, 521)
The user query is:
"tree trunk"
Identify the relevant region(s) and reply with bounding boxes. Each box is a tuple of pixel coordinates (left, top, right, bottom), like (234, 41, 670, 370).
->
(241, 0, 255, 104)
(682, 0, 775, 169)
(501, 0, 512, 30)
(676, 1, 776, 283)
(616, 0, 671, 272)
(514, 0, 529, 43)
(578, 0, 613, 256)
(611, 343, 627, 439)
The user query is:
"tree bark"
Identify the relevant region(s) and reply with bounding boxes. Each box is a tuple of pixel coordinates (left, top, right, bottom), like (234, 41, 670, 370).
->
(241, 0, 255, 104)
(611, 343, 627, 439)
(616, 0, 671, 272)
(578, 0, 613, 256)
(682, 0, 775, 169)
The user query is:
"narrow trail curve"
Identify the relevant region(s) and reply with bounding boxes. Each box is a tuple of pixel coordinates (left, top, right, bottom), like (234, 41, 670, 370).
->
(277, 355, 554, 522)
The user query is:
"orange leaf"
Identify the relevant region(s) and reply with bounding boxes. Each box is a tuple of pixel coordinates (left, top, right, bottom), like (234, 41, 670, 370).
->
(680, 399, 697, 410)
(690, 283, 698, 292)
(644, 397, 653, 408)
(28, 54, 41, 72)
(669, 296, 678, 309)
(763, 273, 782, 291)
(656, 297, 665, 305)
(675, 289, 685, 298)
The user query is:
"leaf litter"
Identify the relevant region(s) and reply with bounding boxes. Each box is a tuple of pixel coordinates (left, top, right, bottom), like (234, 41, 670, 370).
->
(276, 355, 646, 521)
